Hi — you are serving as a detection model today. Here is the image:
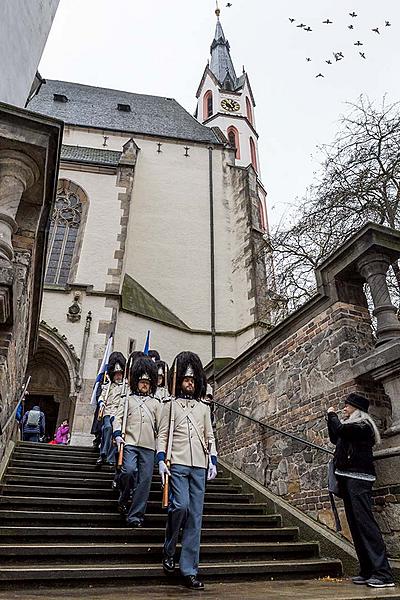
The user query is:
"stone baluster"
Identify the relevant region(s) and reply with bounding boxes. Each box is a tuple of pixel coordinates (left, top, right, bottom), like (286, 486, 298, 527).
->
(357, 251, 400, 345)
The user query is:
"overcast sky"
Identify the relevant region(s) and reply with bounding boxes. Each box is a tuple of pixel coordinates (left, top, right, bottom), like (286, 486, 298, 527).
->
(39, 0, 400, 226)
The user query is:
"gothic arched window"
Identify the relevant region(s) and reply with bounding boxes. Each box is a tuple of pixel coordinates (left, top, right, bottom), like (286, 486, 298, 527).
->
(45, 183, 84, 286)
(203, 90, 213, 119)
(227, 125, 240, 159)
(246, 97, 253, 125)
(249, 137, 258, 172)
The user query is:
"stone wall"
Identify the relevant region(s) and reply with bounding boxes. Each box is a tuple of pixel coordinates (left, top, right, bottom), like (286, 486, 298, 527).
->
(214, 224, 400, 557)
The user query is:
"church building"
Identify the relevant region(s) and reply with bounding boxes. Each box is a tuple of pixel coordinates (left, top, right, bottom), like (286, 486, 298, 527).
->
(28, 14, 271, 444)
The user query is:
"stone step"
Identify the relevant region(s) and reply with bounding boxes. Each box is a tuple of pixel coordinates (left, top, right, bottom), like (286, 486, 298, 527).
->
(0, 510, 278, 528)
(0, 526, 299, 544)
(0, 479, 241, 502)
(12, 451, 113, 465)
(4, 467, 235, 488)
(17, 442, 97, 454)
(0, 541, 320, 565)
(14, 447, 97, 459)
(0, 559, 343, 584)
(9, 459, 115, 472)
(0, 496, 268, 516)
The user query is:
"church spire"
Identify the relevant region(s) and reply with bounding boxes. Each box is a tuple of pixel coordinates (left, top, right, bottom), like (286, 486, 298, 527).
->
(209, 11, 238, 89)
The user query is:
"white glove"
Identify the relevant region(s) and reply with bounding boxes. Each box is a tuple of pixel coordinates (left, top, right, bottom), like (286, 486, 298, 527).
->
(207, 463, 217, 481)
(115, 436, 124, 448)
(159, 460, 171, 485)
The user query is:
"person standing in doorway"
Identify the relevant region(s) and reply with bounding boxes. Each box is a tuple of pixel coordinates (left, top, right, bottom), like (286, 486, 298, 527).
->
(22, 405, 45, 442)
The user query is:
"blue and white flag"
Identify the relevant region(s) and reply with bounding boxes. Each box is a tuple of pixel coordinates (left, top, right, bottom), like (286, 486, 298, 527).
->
(90, 335, 113, 405)
(143, 330, 151, 355)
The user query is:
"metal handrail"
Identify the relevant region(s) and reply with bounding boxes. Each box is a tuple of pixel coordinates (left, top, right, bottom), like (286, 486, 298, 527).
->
(213, 399, 334, 456)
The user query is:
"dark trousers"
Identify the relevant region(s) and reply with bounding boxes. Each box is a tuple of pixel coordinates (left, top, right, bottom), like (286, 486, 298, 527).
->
(23, 432, 40, 442)
(119, 445, 155, 524)
(164, 465, 206, 577)
(100, 416, 116, 464)
(339, 477, 393, 582)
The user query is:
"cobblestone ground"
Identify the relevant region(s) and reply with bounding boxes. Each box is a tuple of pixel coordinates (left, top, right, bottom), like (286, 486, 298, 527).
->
(1, 580, 399, 600)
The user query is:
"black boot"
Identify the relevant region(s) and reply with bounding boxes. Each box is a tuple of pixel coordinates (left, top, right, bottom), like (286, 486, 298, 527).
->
(182, 575, 204, 590)
(95, 456, 105, 470)
(162, 554, 175, 575)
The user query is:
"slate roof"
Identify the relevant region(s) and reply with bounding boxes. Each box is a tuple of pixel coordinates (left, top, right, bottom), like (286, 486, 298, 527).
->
(29, 80, 220, 144)
(210, 19, 238, 88)
(61, 145, 121, 166)
(121, 274, 189, 330)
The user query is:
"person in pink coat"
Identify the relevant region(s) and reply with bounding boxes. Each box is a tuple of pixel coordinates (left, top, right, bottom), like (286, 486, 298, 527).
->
(55, 419, 70, 445)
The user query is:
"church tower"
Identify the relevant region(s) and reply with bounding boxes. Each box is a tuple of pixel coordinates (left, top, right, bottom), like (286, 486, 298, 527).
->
(196, 8, 261, 178)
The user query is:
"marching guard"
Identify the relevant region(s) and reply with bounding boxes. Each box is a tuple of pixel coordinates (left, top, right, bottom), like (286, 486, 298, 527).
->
(157, 351, 217, 590)
(113, 357, 162, 527)
(154, 360, 169, 403)
(95, 352, 126, 468)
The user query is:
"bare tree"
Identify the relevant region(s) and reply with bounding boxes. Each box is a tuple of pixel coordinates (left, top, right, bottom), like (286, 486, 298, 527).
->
(268, 95, 400, 317)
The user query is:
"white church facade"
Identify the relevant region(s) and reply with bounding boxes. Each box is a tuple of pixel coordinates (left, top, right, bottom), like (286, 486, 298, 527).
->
(27, 16, 272, 444)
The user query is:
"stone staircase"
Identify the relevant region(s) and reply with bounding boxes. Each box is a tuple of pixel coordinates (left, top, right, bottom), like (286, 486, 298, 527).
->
(0, 442, 342, 586)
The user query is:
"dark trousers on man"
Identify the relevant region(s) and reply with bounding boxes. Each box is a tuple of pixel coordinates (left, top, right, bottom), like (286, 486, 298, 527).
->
(23, 432, 40, 442)
(119, 445, 155, 525)
(100, 415, 116, 464)
(164, 464, 206, 577)
(339, 476, 393, 582)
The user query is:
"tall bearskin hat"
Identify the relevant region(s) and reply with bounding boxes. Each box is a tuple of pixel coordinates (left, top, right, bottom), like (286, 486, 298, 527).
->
(168, 351, 206, 399)
(108, 352, 126, 380)
(155, 360, 169, 387)
(148, 349, 161, 362)
(129, 357, 158, 395)
(129, 351, 146, 364)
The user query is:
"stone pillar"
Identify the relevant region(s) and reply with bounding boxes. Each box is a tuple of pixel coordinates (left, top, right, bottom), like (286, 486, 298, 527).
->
(357, 251, 400, 344)
(0, 150, 40, 263)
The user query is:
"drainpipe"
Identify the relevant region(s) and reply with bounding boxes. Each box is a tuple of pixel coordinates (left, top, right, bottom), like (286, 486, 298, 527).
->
(79, 311, 92, 384)
(208, 146, 216, 385)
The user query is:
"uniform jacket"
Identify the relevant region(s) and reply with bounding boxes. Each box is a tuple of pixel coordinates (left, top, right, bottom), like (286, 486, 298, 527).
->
(154, 387, 169, 403)
(113, 393, 161, 451)
(157, 397, 217, 469)
(100, 382, 123, 418)
(327, 412, 376, 476)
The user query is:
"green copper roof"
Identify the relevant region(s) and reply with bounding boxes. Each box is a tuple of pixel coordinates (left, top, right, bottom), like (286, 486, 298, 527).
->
(121, 274, 189, 330)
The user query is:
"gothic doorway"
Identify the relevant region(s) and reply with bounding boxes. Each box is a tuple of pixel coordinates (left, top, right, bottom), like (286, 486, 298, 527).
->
(26, 328, 79, 441)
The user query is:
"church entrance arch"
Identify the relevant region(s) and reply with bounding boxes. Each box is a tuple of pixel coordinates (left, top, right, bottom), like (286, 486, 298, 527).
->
(26, 325, 80, 440)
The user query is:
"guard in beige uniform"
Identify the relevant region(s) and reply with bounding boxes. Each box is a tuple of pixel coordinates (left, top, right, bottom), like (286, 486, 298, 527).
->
(157, 351, 217, 590)
(113, 357, 161, 527)
(154, 360, 169, 403)
(95, 352, 126, 468)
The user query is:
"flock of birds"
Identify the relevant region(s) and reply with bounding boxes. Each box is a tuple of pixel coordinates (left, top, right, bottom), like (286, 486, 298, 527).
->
(288, 11, 392, 79)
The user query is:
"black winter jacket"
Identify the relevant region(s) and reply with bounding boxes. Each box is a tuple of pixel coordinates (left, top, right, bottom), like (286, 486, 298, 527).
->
(327, 412, 375, 476)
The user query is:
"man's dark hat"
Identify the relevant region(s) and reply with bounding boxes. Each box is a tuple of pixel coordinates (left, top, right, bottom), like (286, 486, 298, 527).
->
(148, 349, 161, 362)
(345, 393, 369, 413)
(168, 351, 206, 399)
(155, 360, 169, 387)
(130, 357, 157, 395)
(108, 352, 126, 378)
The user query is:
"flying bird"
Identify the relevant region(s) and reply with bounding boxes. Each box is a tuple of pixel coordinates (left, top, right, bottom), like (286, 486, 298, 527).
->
(315, 73, 324, 78)
(323, 19, 333, 24)
(306, 57, 312, 62)
(348, 24, 354, 29)
(304, 26, 312, 32)
(226, 2, 232, 6)
(325, 60, 332, 65)
(359, 52, 366, 59)
(349, 12, 357, 18)
(385, 21, 391, 27)
(372, 27, 380, 34)
(297, 23, 306, 28)
(289, 17, 295, 23)
(354, 40, 363, 46)
(334, 52, 344, 61)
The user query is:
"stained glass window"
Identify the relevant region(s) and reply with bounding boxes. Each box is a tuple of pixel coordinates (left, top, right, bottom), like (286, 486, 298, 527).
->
(45, 191, 82, 286)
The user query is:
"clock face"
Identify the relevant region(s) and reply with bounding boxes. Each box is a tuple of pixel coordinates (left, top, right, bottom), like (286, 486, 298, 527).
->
(221, 98, 240, 112)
